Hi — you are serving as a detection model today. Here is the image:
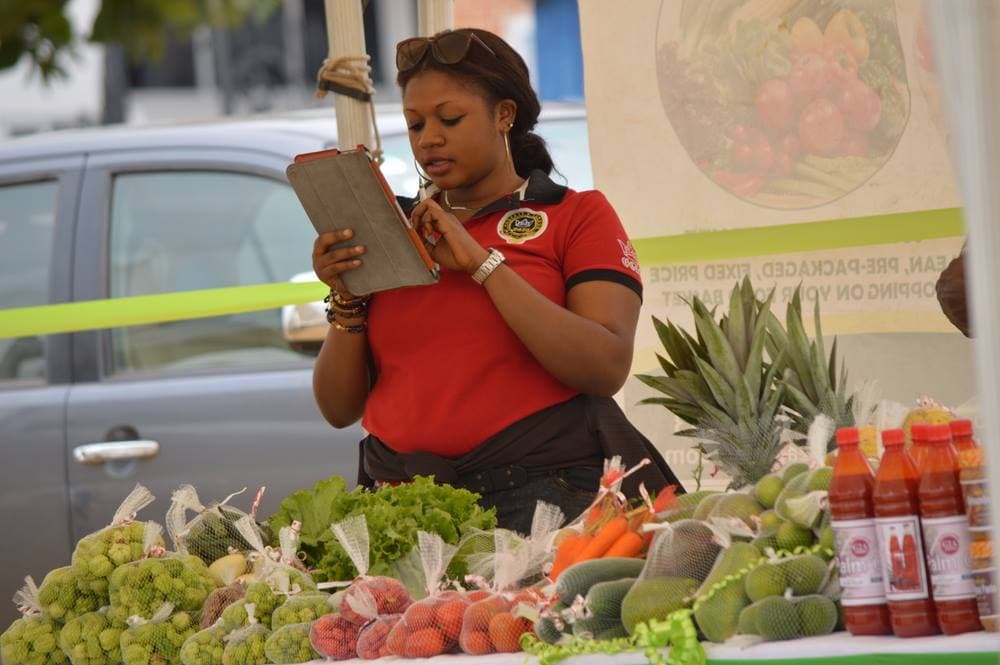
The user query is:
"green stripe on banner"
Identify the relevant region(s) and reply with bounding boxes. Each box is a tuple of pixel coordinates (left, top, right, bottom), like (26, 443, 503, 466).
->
(0, 281, 328, 339)
(709, 652, 997, 665)
(0, 207, 965, 339)
(632, 207, 963, 266)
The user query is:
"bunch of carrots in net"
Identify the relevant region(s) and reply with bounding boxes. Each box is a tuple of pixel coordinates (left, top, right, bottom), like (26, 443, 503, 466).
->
(549, 482, 679, 580)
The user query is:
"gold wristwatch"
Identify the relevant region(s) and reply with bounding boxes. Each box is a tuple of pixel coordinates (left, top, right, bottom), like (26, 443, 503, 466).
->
(471, 248, 506, 285)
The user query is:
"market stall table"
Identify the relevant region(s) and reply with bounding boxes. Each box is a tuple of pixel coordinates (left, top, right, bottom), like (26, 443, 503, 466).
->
(296, 631, 999, 665)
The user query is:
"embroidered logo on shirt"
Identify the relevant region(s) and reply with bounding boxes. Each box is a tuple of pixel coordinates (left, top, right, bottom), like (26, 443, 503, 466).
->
(497, 208, 548, 244)
(618, 238, 641, 274)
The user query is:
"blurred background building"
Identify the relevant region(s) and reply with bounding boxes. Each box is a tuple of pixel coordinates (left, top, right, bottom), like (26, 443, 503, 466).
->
(0, 0, 584, 138)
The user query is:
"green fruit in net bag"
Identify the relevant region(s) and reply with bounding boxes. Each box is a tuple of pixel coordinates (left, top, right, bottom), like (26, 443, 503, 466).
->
(180, 624, 227, 665)
(221, 578, 296, 631)
(621, 577, 698, 634)
(264, 623, 316, 664)
(737, 603, 760, 635)
(782, 554, 828, 596)
(744, 562, 786, 602)
(1, 615, 67, 665)
(758, 510, 781, 532)
(796, 594, 838, 637)
(221, 627, 268, 665)
(776, 520, 815, 551)
(753, 474, 785, 509)
(709, 494, 765, 530)
(38, 566, 104, 624)
(754, 596, 801, 641)
(72, 522, 152, 597)
(693, 542, 760, 643)
(120, 611, 198, 665)
(781, 463, 809, 483)
(270, 593, 334, 630)
(108, 556, 218, 625)
(58, 610, 124, 665)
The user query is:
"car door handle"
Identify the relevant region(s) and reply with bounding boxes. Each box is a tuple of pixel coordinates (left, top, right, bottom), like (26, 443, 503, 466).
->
(73, 440, 160, 465)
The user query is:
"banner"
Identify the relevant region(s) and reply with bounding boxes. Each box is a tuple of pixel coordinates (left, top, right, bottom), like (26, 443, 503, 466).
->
(579, 0, 972, 488)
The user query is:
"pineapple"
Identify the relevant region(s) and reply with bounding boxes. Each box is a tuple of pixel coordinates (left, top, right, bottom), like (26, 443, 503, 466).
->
(637, 278, 787, 488)
(765, 288, 854, 451)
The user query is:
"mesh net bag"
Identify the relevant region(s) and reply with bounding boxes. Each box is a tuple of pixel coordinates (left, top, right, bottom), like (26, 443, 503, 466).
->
(737, 594, 839, 641)
(107, 523, 219, 626)
(200, 583, 244, 630)
(330, 515, 413, 626)
(72, 485, 162, 598)
(355, 613, 402, 659)
(270, 592, 335, 630)
(263, 622, 316, 664)
(37, 565, 104, 625)
(180, 621, 227, 665)
(458, 503, 562, 655)
(167, 485, 267, 569)
(380, 531, 463, 658)
(220, 519, 316, 631)
(220, 604, 269, 665)
(309, 614, 361, 660)
(548, 459, 665, 582)
(58, 607, 124, 665)
(690, 541, 763, 643)
(119, 603, 197, 665)
(0, 577, 68, 665)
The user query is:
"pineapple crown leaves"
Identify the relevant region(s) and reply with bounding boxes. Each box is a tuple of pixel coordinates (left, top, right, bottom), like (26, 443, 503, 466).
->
(637, 278, 787, 486)
(765, 286, 854, 442)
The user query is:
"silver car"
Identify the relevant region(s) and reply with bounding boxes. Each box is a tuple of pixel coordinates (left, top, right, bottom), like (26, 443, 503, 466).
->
(0, 104, 590, 623)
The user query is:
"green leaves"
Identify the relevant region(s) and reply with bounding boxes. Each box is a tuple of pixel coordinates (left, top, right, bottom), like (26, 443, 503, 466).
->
(267, 476, 496, 583)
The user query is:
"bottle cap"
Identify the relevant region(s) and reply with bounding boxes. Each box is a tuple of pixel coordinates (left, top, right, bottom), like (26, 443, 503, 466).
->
(950, 419, 973, 438)
(910, 423, 930, 442)
(835, 427, 860, 447)
(927, 423, 953, 444)
(882, 429, 905, 447)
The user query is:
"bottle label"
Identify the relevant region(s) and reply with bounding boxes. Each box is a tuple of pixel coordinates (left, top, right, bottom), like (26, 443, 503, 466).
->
(831, 518, 886, 607)
(874, 515, 930, 601)
(973, 567, 998, 622)
(922, 514, 977, 601)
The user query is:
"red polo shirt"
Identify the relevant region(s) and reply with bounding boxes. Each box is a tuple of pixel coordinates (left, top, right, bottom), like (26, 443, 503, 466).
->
(362, 171, 642, 457)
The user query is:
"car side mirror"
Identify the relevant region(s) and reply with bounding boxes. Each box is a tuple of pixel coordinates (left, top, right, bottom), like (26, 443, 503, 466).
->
(282, 272, 327, 352)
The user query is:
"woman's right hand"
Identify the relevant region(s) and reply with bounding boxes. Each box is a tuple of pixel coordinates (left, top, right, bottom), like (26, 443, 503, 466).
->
(312, 229, 365, 297)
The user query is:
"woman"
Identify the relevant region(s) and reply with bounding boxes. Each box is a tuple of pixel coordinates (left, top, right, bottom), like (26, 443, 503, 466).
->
(311, 28, 680, 534)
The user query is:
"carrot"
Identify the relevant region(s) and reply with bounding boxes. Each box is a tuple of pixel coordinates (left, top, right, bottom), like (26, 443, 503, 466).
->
(550, 533, 589, 580)
(575, 516, 628, 562)
(603, 530, 644, 558)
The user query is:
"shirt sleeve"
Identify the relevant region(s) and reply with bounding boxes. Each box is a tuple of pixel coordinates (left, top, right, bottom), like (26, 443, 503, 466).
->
(560, 190, 643, 300)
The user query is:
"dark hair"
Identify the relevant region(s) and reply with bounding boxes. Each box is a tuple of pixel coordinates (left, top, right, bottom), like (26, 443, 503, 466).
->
(397, 28, 554, 178)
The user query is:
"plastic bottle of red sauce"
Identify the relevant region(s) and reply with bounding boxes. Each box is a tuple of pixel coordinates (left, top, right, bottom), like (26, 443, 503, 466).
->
(874, 428, 939, 636)
(950, 419, 979, 453)
(919, 423, 983, 635)
(829, 427, 893, 635)
(910, 423, 932, 473)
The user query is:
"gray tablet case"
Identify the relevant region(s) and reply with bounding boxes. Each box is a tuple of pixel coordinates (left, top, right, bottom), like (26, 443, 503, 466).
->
(286, 146, 439, 296)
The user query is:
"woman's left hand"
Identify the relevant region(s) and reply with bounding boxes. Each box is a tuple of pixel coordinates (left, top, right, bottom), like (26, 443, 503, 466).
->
(411, 198, 490, 274)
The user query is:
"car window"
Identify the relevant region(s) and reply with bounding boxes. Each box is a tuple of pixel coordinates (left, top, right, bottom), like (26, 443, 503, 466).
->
(378, 117, 593, 198)
(0, 180, 58, 384)
(107, 171, 317, 376)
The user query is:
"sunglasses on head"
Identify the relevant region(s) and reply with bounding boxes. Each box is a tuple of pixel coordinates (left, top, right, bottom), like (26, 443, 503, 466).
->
(396, 31, 497, 73)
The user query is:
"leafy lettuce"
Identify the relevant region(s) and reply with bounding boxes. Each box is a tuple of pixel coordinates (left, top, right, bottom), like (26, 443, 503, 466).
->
(267, 476, 496, 582)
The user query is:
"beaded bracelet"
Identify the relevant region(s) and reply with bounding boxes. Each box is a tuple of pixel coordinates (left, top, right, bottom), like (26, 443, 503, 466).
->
(330, 318, 368, 334)
(324, 289, 370, 320)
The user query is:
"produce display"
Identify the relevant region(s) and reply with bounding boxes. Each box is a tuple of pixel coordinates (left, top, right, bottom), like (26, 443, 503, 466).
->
(2, 275, 995, 664)
(656, 1, 909, 208)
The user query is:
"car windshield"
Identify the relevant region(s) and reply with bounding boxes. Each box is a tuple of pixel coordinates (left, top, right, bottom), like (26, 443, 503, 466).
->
(378, 117, 593, 199)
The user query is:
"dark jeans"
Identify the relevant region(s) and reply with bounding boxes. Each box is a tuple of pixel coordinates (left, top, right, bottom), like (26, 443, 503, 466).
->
(475, 466, 603, 535)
